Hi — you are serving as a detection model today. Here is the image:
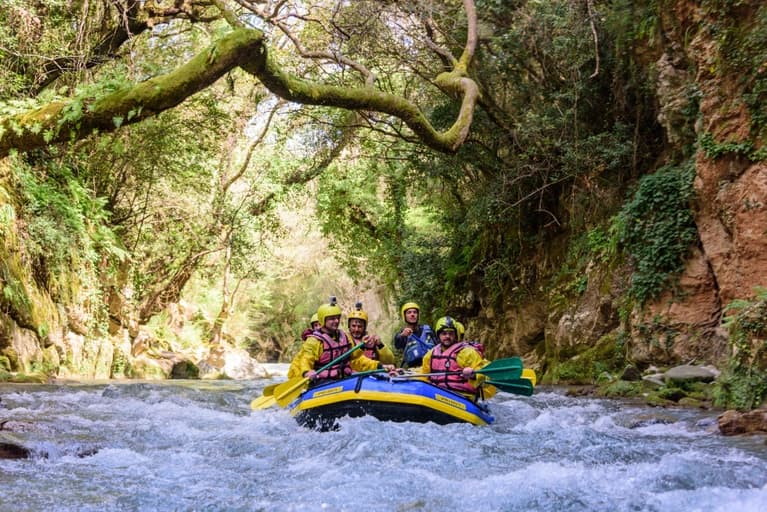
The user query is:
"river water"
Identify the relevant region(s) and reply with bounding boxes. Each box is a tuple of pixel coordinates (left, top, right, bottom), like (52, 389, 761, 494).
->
(1, 366, 766, 512)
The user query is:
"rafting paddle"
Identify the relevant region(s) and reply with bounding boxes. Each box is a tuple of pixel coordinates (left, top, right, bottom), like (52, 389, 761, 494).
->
(471, 357, 524, 380)
(271, 342, 365, 408)
(486, 377, 534, 396)
(250, 394, 277, 409)
(249, 382, 282, 410)
(392, 356, 525, 382)
(521, 368, 537, 386)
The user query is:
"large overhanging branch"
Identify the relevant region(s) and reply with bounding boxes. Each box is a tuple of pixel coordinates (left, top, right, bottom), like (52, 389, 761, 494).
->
(1, 1, 480, 157)
(244, 56, 477, 153)
(0, 29, 264, 159)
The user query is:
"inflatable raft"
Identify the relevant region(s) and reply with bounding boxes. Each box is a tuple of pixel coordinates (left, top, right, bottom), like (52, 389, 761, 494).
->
(289, 373, 494, 430)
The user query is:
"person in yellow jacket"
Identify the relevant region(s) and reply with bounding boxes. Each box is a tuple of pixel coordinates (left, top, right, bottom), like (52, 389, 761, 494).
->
(420, 316, 496, 400)
(289, 298, 395, 383)
(347, 302, 395, 365)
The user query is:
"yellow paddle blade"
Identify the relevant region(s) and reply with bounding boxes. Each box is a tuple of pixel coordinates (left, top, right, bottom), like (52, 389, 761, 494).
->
(522, 368, 537, 386)
(274, 376, 310, 407)
(250, 395, 277, 410)
(262, 383, 278, 396)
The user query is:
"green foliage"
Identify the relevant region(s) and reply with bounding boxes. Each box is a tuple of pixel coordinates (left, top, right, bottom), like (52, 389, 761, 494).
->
(143, 313, 175, 353)
(600, 380, 644, 398)
(110, 350, 131, 378)
(613, 162, 698, 304)
(378, 0, 659, 313)
(317, 155, 402, 285)
(699, 132, 767, 161)
(704, 2, 767, 136)
(713, 288, 767, 410)
(1, 263, 31, 316)
(548, 223, 623, 312)
(15, 158, 125, 304)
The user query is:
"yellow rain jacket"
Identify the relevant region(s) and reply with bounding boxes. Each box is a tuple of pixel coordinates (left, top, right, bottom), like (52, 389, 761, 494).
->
(288, 332, 382, 379)
(420, 344, 497, 399)
(373, 343, 396, 365)
(355, 336, 395, 365)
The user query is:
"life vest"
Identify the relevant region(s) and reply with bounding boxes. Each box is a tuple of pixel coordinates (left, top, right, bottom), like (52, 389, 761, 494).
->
(402, 325, 435, 367)
(428, 342, 478, 395)
(313, 330, 354, 379)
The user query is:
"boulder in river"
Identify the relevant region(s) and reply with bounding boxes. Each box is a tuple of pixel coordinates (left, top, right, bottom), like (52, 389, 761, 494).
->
(663, 364, 718, 384)
(718, 408, 767, 436)
(0, 432, 30, 459)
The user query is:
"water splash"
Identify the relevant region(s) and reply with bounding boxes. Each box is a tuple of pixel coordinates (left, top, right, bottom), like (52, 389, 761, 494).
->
(1, 379, 766, 512)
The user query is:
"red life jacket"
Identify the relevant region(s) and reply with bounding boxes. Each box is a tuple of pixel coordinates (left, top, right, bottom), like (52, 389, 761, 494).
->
(428, 342, 478, 395)
(313, 329, 354, 379)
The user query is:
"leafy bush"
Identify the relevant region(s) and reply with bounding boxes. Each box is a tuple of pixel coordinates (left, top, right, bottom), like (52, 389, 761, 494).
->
(613, 162, 698, 304)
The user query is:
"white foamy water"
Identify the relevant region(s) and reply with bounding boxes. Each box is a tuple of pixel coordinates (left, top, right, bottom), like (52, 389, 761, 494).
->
(1, 374, 766, 512)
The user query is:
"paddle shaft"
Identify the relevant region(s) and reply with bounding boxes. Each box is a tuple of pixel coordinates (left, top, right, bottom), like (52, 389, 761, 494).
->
(311, 341, 366, 377)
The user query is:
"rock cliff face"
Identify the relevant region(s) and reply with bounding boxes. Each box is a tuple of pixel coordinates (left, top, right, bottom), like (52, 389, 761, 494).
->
(650, 1, 766, 324)
(636, 2, 766, 366)
(477, 2, 766, 385)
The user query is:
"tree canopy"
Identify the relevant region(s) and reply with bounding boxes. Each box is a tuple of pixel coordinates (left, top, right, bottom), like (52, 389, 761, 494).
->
(1, 0, 482, 156)
(1, 0, 666, 358)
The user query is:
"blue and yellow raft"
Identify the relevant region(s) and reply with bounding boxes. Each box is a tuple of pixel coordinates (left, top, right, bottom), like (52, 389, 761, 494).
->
(289, 374, 494, 430)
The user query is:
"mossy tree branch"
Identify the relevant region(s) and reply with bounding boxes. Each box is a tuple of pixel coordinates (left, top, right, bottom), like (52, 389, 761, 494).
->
(2, 1, 480, 157)
(0, 28, 265, 158)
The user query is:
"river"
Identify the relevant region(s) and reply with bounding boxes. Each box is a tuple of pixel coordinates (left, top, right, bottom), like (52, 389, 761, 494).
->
(1, 366, 766, 512)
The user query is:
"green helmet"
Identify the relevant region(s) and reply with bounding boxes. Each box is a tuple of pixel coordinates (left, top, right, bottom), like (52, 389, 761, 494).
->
(435, 316, 458, 334)
(310, 313, 319, 326)
(400, 302, 420, 321)
(317, 297, 342, 325)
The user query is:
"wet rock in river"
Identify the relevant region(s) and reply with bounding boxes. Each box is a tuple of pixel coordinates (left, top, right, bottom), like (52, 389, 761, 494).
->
(718, 408, 767, 436)
(0, 432, 30, 459)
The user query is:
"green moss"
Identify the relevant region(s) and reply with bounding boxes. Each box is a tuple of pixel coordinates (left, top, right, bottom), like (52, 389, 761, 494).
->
(127, 362, 166, 380)
(677, 396, 705, 408)
(0, 260, 34, 325)
(644, 394, 675, 407)
(32, 353, 58, 377)
(0, 348, 19, 372)
(547, 331, 627, 384)
(599, 380, 644, 397)
(8, 372, 47, 383)
(657, 386, 688, 402)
